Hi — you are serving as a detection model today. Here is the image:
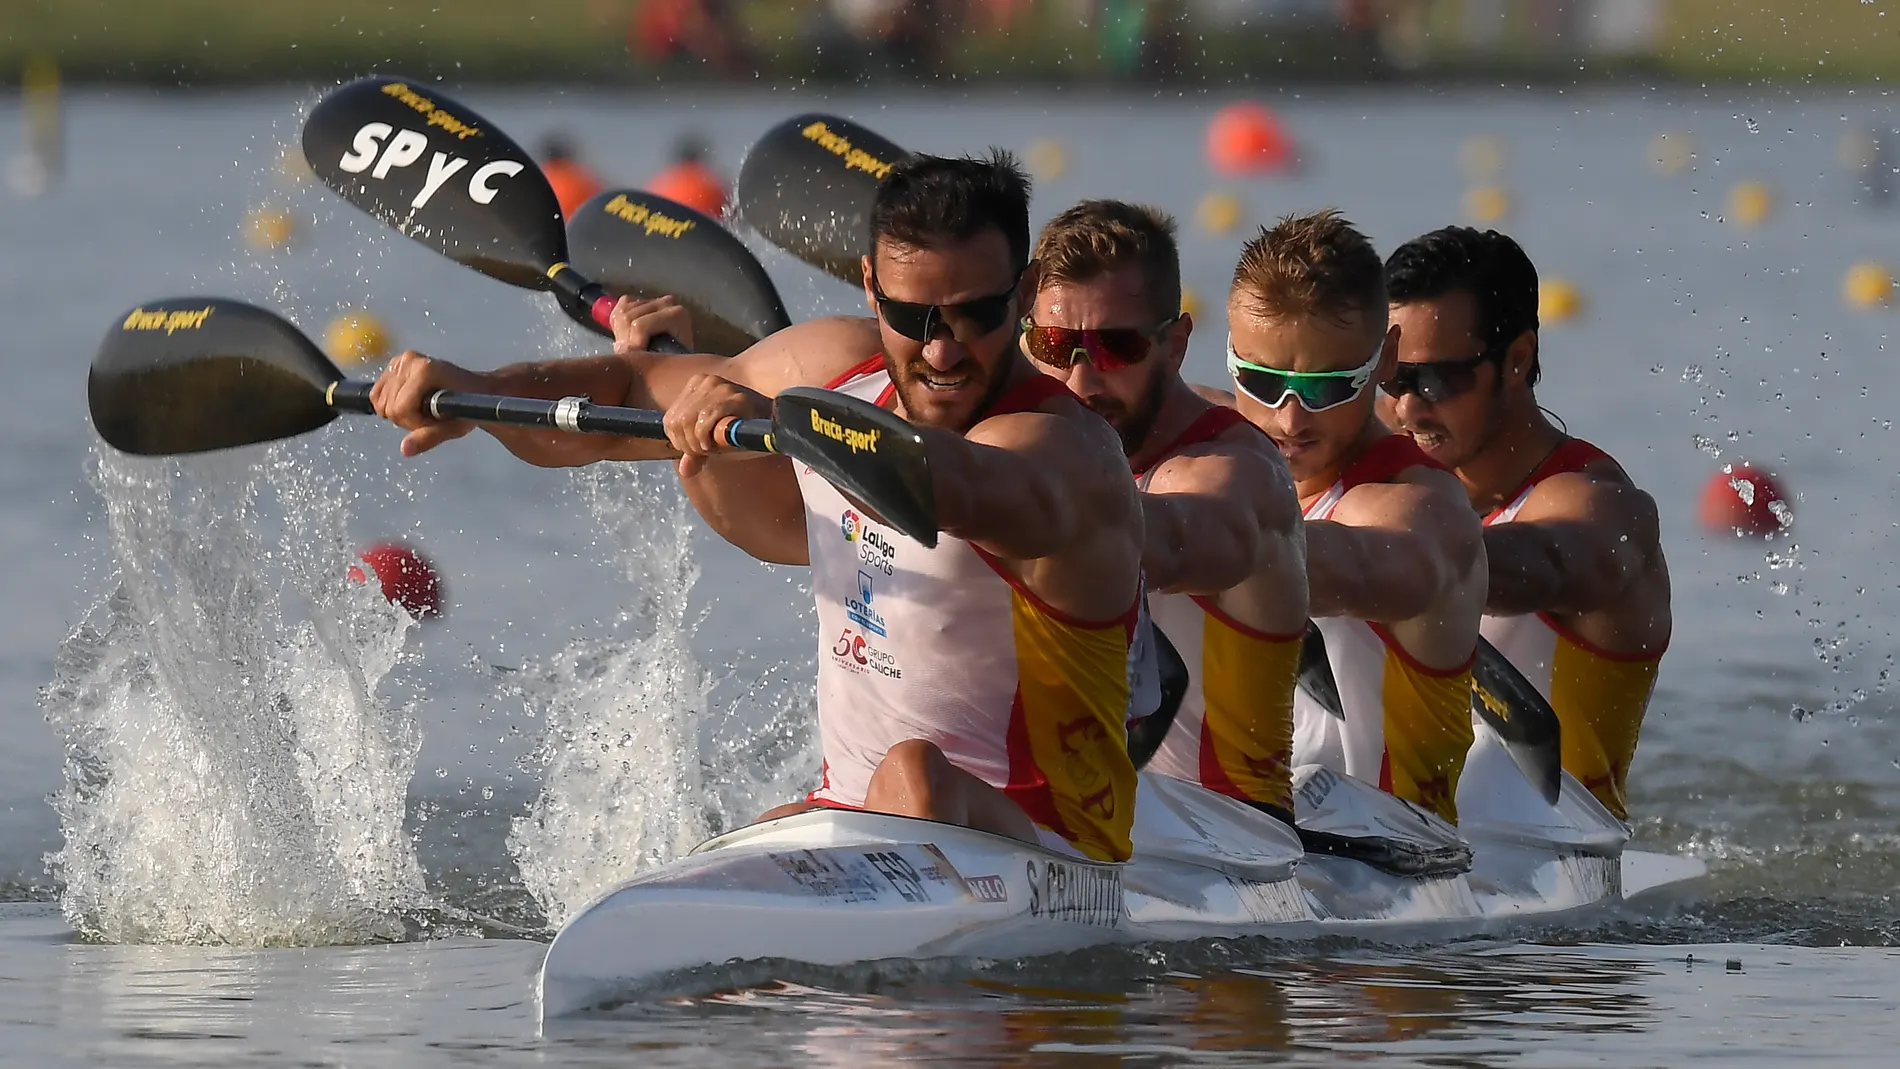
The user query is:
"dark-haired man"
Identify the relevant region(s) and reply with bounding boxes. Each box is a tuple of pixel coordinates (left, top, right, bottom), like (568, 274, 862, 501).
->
(1217, 210, 1486, 823)
(370, 151, 1148, 861)
(1021, 199, 1309, 823)
(1379, 226, 1669, 821)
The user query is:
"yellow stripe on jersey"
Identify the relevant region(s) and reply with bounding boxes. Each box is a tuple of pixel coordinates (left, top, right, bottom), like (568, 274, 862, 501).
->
(1380, 654, 1475, 823)
(1008, 590, 1138, 863)
(1199, 620, 1300, 814)
(1550, 639, 1659, 822)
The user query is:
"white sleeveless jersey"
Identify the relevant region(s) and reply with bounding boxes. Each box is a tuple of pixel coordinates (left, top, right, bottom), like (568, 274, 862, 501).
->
(1134, 407, 1302, 816)
(1290, 435, 1474, 822)
(1477, 437, 1662, 821)
(793, 357, 1142, 862)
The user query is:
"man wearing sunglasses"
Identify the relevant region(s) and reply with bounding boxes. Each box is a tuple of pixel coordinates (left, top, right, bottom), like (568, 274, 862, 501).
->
(369, 151, 1149, 863)
(1380, 226, 1669, 821)
(1218, 210, 1487, 823)
(1021, 199, 1309, 825)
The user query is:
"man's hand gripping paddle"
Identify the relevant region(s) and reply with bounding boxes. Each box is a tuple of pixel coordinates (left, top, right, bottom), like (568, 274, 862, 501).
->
(303, 75, 793, 355)
(87, 297, 940, 548)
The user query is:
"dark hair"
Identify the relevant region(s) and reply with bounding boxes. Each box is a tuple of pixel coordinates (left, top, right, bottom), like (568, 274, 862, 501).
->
(1231, 209, 1385, 327)
(1386, 226, 1541, 386)
(1033, 199, 1181, 323)
(870, 149, 1033, 274)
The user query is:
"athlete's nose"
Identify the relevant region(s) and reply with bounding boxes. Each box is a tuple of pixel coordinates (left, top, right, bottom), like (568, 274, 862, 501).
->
(1065, 355, 1105, 394)
(921, 333, 967, 371)
(1389, 387, 1433, 428)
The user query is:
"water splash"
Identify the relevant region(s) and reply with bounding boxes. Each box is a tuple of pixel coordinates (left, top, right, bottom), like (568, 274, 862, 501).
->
(40, 444, 426, 945)
(504, 462, 819, 929)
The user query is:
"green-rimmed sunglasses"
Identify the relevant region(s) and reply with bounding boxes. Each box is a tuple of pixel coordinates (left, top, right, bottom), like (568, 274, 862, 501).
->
(1226, 335, 1384, 413)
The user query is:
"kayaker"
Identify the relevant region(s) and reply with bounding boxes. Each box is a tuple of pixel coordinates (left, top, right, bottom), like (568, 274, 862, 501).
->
(1019, 199, 1308, 826)
(1380, 226, 1670, 821)
(369, 150, 1148, 862)
(1211, 210, 1486, 823)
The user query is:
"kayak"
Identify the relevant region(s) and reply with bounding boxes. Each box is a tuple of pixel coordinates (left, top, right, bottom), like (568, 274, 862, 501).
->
(537, 720, 1707, 1019)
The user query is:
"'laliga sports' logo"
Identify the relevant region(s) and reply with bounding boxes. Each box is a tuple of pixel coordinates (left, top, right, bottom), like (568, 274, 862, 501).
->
(841, 510, 862, 542)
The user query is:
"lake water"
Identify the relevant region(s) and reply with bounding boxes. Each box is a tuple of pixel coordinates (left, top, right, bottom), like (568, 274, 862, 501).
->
(3, 82, 1899, 1064)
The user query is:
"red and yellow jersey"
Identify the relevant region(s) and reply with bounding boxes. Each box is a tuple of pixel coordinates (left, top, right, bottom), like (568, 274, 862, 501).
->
(798, 358, 1140, 862)
(1136, 408, 1302, 817)
(1481, 438, 1663, 821)
(1295, 434, 1475, 822)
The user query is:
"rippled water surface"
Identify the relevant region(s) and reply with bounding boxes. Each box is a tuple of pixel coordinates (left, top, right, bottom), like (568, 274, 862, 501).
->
(3, 83, 1900, 1064)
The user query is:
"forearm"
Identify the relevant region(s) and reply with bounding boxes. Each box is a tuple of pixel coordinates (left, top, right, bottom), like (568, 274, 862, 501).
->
(924, 428, 1082, 559)
(1304, 519, 1440, 621)
(679, 455, 810, 565)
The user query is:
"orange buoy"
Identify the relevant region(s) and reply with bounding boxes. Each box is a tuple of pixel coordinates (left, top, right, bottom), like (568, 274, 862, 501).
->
(1698, 463, 1790, 537)
(647, 158, 727, 219)
(348, 540, 445, 619)
(537, 133, 603, 218)
(1206, 102, 1295, 177)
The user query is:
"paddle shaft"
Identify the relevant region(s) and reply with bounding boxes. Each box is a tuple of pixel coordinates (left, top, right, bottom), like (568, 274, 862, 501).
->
(325, 380, 771, 450)
(547, 261, 690, 354)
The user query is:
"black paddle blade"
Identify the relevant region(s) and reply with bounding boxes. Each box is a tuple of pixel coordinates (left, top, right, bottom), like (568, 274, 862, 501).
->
(772, 386, 937, 548)
(735, 114, 909, 285)
(89, 298, 345, 456)
(303, 76, 565, 293)
(567, 189, 791, 357)
(1298, 622, 1345, 719)
(1471, 640, 1563, 806)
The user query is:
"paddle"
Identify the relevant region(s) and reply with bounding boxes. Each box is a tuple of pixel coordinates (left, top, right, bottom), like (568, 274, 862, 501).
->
(733, 113, 911, 286)
(566, 187, 791, 357)
(87, 297, 941, 548)
(1295, 625, 1562, 806)
(300, 75, 677, 349)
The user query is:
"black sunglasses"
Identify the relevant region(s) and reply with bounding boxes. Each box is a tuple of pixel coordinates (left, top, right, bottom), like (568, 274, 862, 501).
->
(871, 266, 1024, 343)
(1380, 349, 1502, 405)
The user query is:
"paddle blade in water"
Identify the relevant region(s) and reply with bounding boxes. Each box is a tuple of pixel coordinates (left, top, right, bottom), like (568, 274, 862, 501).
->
(567, 189, 791, 356)
(735, 114, 908, 285)
(89, 298, 344, 456)
(303, 75, 565, 292)
(1471, 640, 1562, 805)
(772, 386, 937, 548)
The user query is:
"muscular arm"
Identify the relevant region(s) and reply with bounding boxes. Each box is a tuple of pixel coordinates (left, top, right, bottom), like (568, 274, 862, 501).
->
(1141, 436, 1302, 596)
(920, 395, 1136, 562)
(1306, 471, 1483, 623)
(1483, 472, 1660, 616)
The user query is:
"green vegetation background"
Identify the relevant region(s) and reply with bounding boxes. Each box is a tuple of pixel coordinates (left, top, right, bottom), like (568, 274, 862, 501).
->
(0, 0, 1891, 85)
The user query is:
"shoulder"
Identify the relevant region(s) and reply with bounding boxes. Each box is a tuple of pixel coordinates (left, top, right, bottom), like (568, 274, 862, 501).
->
(1514, 467, 1661, 539)
(1146, 419, 1285, 494)
(1339, 462, 1479, 537)
(735, 316, 880, 392)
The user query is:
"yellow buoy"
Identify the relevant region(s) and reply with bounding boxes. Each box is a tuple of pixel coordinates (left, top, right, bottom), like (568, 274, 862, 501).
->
(1463, 185, 1512, 225)
(1026, 138, 1067, 182)
(1649, 131, 1696, 177)
(1459, 135, 1506, 181)
(245, 206, 297, 249)
(1180, 287, 1200, 319)
(1844, 262, 1894, 309)
(1198, 191, 1244, 235)
(325, 310, 392, 365)
(1726, 181, 1774, 227)
(1539, 278, 1585, 324)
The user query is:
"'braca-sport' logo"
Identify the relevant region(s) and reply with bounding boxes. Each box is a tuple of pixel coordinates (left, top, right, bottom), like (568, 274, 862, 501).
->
(800, 121, 894, 179)
(600, 193, 696, 239)
(378, 82, 483, 140)
(122, 306, 213, 333)
(808, 407, 881, 454)
(335, 123, 524, 211)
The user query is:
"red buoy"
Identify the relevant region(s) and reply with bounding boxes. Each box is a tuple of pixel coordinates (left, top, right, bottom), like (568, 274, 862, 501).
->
(1698, 463, 1790, 537)
(348, 540, 445, 619)
(1207, 102, 1295, 177)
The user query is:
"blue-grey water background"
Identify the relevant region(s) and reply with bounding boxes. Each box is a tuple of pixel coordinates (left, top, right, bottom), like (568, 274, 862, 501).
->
(3, 83, 1900, 1064)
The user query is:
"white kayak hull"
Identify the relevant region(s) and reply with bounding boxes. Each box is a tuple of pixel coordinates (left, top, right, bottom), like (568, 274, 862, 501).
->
(540, 821, 1704, 1019)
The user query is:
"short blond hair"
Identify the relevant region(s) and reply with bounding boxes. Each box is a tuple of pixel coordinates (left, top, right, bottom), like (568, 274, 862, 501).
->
(1033, 199, 1181, 322)
(1231, 209, 1385, 325)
